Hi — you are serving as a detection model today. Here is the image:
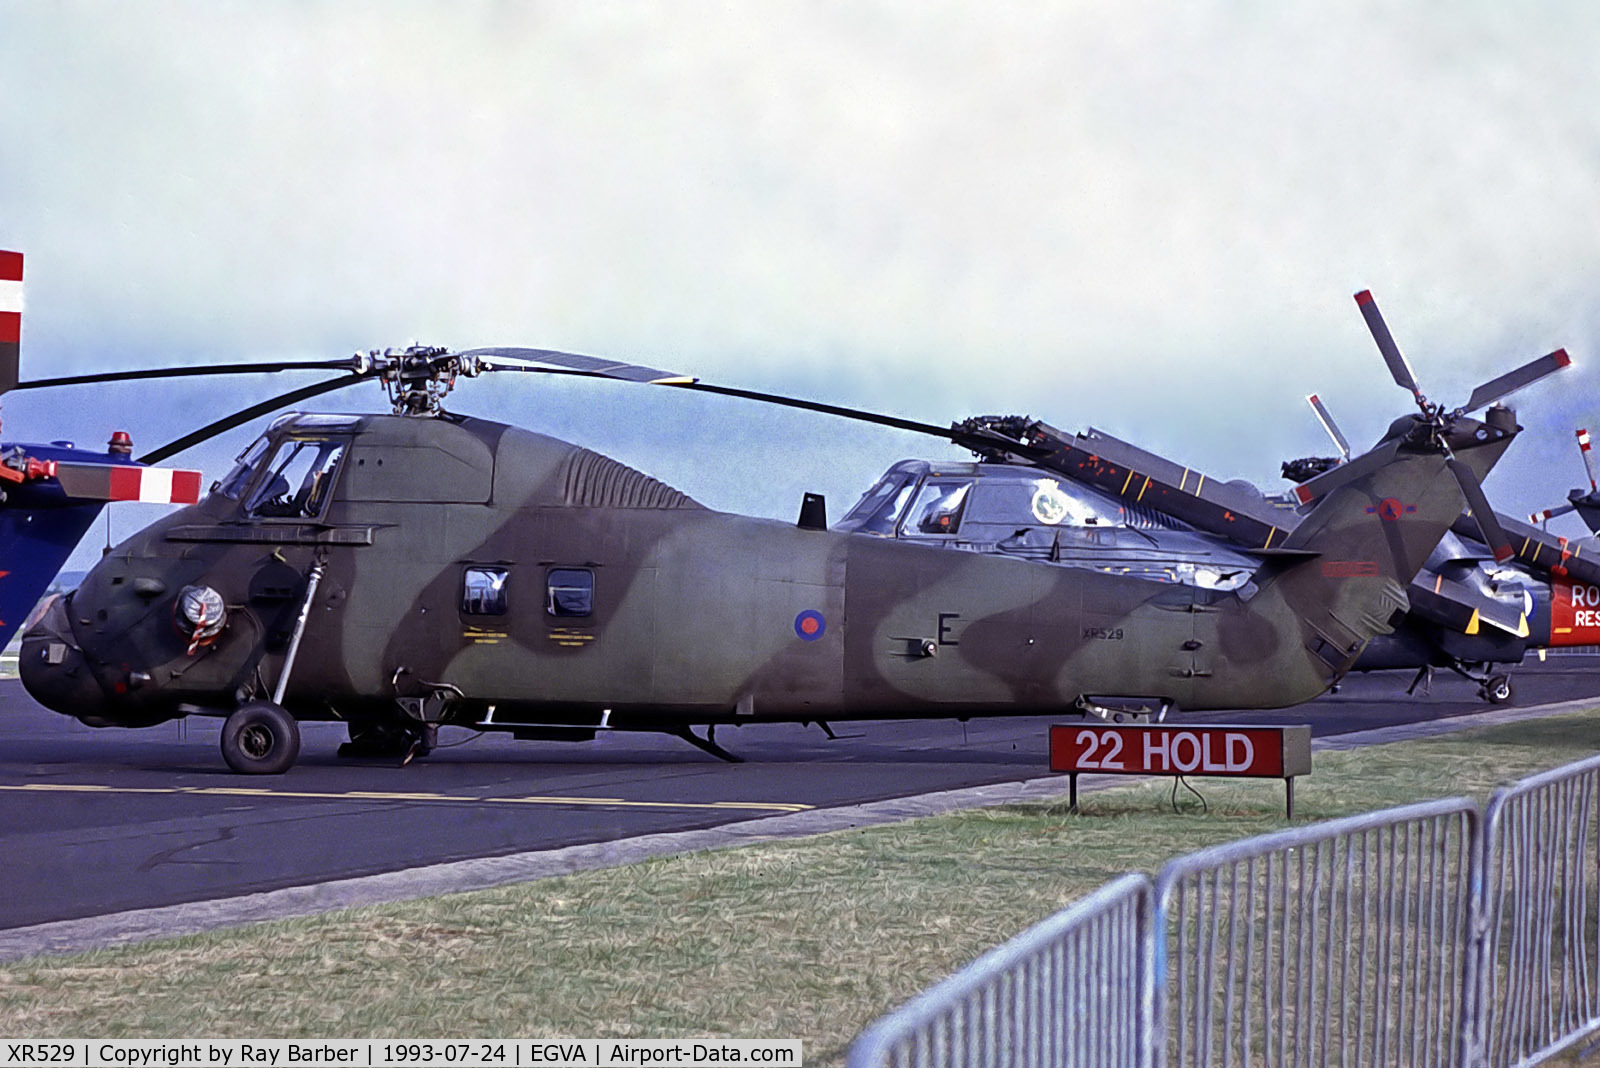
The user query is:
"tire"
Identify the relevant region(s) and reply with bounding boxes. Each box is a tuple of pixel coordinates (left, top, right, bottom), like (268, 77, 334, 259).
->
(1485, 675, 1514, 705)
(221, 701, 302, 774)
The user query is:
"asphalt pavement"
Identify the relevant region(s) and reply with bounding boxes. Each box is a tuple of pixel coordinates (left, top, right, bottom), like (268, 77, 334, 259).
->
(3, 656, 1598, 949)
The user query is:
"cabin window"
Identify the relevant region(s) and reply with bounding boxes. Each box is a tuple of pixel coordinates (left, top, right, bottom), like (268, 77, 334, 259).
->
(245, 438, 347, 519)
(462, 567, 510, 615)
(966, 476, 1107, 528)
(900, 478, 973, 537)
(547, 568, 594, 617)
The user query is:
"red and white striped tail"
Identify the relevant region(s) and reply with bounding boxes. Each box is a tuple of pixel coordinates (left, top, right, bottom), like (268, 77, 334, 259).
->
(53, 461, 203, 504)
(0, 250, 20, 394)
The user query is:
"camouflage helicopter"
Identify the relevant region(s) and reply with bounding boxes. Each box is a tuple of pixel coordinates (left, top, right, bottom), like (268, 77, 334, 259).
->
(11, 285, 1560, 773)
(0, 252, 202, 647)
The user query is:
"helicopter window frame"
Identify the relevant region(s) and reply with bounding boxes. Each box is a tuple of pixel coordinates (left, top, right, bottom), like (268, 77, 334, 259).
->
(547, 568, 594, 618)
(461, 566, 510, 616)
(241, 436, 350, 521)
(837, 473, 918, 536)
(216, 436, 273, 501)
(899, 477, 975, 539)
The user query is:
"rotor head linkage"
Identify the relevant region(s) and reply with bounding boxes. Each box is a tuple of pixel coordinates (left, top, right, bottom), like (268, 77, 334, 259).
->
(351, 346, 467, 415)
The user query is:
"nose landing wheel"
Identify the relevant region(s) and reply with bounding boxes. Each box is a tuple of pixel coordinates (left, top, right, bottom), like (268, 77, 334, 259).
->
(221, 700, 301, 774)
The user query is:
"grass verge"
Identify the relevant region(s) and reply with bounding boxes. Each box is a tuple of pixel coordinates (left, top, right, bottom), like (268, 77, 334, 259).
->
(3, 707, 1599, 1064)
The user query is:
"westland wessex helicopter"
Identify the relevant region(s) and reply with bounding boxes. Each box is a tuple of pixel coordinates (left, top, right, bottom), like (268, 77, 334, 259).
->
(0, 252, 201, 647)
(9, 280, 1568, 774)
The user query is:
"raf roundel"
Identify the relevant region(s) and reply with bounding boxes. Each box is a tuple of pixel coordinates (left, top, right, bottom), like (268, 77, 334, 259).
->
(794, 609, 827, 642)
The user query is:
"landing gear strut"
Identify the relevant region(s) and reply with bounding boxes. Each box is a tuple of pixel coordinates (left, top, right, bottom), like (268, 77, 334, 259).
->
(671, 724, 743, 763)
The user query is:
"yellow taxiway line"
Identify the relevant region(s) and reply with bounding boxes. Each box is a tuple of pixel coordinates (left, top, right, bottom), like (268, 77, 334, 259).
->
(0, 782, 812, 813)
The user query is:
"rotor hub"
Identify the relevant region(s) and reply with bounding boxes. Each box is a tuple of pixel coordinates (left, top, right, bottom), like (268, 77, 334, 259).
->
(355, 345, 481, 416)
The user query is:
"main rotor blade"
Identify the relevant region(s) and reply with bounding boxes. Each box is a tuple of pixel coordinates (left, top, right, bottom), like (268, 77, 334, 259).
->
(1462, 348, 1572, 413)
(1305, 393, 1351, 460)
(1580, 429, 1599, 490)
(137, 373, 370, 465)
(457, 347, 696, 385)
(1447, 458, 1513, 562)
(1453, 511, 1600, 585)
(13, 359, 358, 391)
(458, 359, 980, 448)
(53, 461, 203, 505)
(1355, 290, 1424, 403)
(664, 380, 970, 442)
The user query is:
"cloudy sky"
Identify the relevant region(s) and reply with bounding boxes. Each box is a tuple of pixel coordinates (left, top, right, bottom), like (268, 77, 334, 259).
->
(3, 2, 1599, 567)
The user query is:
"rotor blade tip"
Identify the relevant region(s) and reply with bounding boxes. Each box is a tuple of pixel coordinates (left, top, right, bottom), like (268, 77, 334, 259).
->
(1493, 545, 1515, 563)
(650, 376, 699, 386)
(1354, 290, 1374, 306)
(1555, 348, 1572, 367)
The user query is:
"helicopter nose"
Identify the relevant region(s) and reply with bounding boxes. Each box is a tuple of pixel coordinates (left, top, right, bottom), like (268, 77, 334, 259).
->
(19, 593, 114, 724)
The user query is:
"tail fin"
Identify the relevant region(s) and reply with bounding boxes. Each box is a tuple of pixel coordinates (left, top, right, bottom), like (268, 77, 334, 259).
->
(0, 250, 21, 394)
(1268, 418, 1515, 670)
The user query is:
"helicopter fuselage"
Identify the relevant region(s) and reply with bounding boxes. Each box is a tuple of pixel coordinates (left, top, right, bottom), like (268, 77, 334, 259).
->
(21, 409, 1451, 747)
(20, 403, 1511, 772)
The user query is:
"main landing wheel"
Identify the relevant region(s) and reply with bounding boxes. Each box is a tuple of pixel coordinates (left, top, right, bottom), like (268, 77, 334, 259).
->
(1482, 675, 1514, 705)
(221, 700, 302, 775)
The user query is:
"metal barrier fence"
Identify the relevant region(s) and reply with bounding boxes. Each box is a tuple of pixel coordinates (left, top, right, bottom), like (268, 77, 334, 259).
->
(1477, 753, 1600, 1067)
(1152, 798, 1480, 1068)
(848, 873, 1153, 1068)
(848, 763, 1600, 1068)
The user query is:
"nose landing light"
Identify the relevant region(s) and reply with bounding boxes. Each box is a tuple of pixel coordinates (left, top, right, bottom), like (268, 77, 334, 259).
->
(176, 584, 226, 654)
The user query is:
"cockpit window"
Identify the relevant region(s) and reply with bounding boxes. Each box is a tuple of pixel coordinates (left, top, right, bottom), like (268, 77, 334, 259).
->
(216, 436, 272, 501)
(837, 474, 917, 535)
(901, 479, 973, 537)
(245, 438, 348, 519)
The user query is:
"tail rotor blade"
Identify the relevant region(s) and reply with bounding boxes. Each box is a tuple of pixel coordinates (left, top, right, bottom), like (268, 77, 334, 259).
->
(1447, 458, 1514, 562)
(1355, 290, 1424, 404)
(1578, 428, 1598, 490)
(1531, 503, 1577, 524)
(1462, 348, 1572, 412)
(1306, 393, 1351, 460)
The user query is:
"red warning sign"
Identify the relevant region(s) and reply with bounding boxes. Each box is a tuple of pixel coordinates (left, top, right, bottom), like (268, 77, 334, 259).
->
(1050, 724, 1311, 778)
(1550, 580, 1600, 645)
